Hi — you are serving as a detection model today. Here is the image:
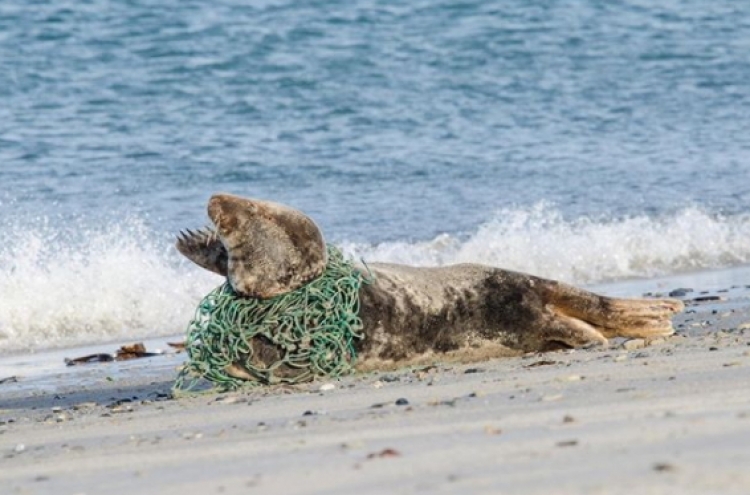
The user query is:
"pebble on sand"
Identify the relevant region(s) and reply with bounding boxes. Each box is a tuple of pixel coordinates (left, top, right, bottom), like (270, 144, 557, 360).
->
(621, 339, 646, 351)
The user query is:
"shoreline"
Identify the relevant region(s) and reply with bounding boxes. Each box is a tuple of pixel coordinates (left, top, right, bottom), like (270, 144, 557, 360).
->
(2, 268, 750, 494)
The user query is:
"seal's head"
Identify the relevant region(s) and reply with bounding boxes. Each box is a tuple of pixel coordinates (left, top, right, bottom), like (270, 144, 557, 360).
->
(203, 193, 327, 298)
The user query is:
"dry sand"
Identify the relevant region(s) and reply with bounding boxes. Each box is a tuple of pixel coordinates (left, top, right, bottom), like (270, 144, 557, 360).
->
(2, 287, 750, 495)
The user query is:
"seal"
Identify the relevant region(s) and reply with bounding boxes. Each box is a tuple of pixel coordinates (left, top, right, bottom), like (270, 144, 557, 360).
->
(177, 194, 684, 371)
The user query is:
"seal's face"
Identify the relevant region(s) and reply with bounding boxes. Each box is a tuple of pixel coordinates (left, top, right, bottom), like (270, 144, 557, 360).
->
(203, 193, 327, 298)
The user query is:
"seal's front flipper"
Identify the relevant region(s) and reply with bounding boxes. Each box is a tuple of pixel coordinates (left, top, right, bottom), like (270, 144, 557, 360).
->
(206, 193, 327, 299)
(175, 227, 228, 276)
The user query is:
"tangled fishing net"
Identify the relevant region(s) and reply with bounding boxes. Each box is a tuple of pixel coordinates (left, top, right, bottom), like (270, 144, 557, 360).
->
(173, 246, 368, 392)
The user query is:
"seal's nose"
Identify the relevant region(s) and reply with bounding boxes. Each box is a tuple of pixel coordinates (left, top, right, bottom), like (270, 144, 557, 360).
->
(207, 193, 247, 235)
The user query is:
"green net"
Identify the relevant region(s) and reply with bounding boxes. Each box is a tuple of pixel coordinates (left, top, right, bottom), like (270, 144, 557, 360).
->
(173, 246, 368, 392)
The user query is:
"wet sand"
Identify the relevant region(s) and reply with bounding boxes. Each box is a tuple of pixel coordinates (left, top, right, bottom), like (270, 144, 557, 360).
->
(2, 279, 750, 495)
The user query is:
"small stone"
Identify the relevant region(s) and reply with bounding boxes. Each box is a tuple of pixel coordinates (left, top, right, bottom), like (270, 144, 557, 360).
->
(613, 354, 628, 362)
(380, 375, 400, 382)
(395, 398, 409, 406)
(366, 448, 401, 459)
(13, 444, 25, 453)
(562, 415, 576, 423)
(693, 295, 723, 302)
(464, 368, 484, 374)
(51, 406, 63, 413)
(541, 394, 563, 402)
(524, 359, 558, 368)
(653, 462, 676, 472)
(669, 288, 692, 297)
(372, 381, 384, 389)
(558, 375, 582, 382)
(319, 383, 336, 392)
(484, 425, 502, 435)
(110, 405, 133, 414)
(556, 440, 578, 447)
(214, 395, 247, 405)
(621, 339, 646, 351)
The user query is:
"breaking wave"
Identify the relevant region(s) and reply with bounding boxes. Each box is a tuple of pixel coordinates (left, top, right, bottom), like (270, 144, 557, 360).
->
(0, 216, 220, 353)
(342, 204, 750, 285)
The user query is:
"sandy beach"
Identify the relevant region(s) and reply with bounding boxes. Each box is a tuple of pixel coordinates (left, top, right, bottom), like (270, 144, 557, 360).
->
(2, 276, 750, 495)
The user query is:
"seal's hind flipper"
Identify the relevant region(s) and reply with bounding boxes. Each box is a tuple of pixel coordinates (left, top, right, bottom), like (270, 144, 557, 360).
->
(207, 193, 327, 298)
(175, 227, 228, 276)
(538, 279, 684, 339)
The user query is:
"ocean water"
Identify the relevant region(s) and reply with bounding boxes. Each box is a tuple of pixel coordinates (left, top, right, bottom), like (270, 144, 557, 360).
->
(2, 0, 750, 353)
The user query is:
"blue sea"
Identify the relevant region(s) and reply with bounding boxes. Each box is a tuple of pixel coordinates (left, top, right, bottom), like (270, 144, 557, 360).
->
(2, 0, 750, 353)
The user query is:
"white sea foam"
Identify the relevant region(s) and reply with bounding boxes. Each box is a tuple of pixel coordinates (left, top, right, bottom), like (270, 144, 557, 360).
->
(0, 217, 220, 353)
(342, 204, 750, 285)
(3, 205, 750, 353)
